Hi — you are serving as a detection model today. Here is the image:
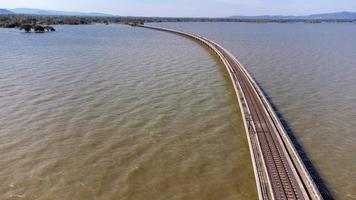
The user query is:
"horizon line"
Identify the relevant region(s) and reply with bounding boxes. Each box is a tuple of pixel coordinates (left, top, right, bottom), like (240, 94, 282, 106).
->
(2, 7, 356, 18)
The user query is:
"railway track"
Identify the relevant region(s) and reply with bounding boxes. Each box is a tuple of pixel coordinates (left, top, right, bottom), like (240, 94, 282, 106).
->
(139, 25, 323, 200)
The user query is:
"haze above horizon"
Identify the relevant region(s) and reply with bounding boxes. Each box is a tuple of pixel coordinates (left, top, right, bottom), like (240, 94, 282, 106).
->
(1, 0, 356, 17)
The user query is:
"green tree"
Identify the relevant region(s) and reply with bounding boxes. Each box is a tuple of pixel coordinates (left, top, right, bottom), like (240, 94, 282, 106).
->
(34, 25, 45, 33)
(19, 24, 32, 32)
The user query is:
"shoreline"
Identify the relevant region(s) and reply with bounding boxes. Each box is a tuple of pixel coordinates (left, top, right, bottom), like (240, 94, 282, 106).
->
(1, 14, 356, 29)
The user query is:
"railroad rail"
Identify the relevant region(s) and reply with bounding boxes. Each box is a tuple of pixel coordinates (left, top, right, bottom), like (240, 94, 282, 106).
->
(139, 25, 323, 200)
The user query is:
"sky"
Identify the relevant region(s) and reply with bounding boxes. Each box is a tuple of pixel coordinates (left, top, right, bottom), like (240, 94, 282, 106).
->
(1, 0, 356, 17)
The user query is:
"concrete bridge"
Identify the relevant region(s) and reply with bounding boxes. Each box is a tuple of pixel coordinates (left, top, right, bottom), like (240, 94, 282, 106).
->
(139, 25, 323, 200)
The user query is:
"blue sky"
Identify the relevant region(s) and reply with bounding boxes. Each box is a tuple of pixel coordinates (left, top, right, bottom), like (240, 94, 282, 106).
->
(1, 0, 356, 17)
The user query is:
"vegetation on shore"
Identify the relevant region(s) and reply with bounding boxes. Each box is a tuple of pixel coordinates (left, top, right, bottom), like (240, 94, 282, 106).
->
(125, 21, 144, 26)
(0, 15, 142, 28)
(0, 14, 355, 29)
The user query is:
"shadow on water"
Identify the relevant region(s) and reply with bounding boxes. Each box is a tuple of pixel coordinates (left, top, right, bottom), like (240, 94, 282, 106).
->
(254, 80, 334, 200)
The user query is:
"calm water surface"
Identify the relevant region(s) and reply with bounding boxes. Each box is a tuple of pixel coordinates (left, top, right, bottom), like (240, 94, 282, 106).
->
(0, 25, 257, 199)
(1, 23, 355, 200)
(157, 22, 356, 199)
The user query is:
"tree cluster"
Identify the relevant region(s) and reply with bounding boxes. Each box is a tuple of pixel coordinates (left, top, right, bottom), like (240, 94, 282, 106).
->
(1, 14, 355, 29)
(19, 24, 55, 33)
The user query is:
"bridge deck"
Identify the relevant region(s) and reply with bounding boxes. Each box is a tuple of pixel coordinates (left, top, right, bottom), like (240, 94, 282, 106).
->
(139, 25, 323, 200)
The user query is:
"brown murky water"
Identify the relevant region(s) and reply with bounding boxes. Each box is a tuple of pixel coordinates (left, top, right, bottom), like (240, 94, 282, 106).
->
(0, 25, 257, 199)
(157, 22, 356, 200)
(1, 22, 355, 200)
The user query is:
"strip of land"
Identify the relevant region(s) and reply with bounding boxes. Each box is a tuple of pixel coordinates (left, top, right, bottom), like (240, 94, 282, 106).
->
(1, 14, 356, 28)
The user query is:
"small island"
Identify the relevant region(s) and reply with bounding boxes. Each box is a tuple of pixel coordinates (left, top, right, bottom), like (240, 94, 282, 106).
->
(19, 24, 55, 33)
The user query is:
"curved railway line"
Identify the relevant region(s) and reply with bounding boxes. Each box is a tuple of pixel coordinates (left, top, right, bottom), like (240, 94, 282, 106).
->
(139, 25, 323, 200)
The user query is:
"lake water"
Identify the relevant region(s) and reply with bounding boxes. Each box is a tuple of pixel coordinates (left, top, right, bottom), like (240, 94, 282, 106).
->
(0, 23, 355, 200)
(0, 25, 256, 199)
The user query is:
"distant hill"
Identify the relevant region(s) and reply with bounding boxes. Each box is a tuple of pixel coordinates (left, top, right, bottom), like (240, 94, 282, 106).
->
(10, 8, 113, 17)
(0, 8, 14, 14)
(231, 11, 356, 20)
